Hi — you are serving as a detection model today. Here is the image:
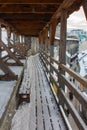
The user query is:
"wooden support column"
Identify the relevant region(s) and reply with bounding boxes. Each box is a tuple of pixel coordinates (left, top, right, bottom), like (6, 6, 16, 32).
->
(39, 32, 42, 50)
(59, 10, 67, 105)
(21, 35, 23, 43)
(0, 47, 1, 58)
(49, 19, 57, 58)
(7, 26, 11, 47)
(41, 31, 45, 50)
(13, 32, 16, 53)
(15, 33, 20, 43)
(0, 24, 1, 57)
(59, 10, 67, 65)
(43, 29, 46, 51)
(23, 36, 25, 43)
(13, 33, 15, 42)
(18, 35, 21, 43)
(49, 19, 57, 83)
(83, 0, 87, 20)
(40, 31, 44, 50)
(44, 27, 49, 52)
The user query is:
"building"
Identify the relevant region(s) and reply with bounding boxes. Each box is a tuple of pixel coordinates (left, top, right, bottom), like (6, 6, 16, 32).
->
(68, 29, 87, 43)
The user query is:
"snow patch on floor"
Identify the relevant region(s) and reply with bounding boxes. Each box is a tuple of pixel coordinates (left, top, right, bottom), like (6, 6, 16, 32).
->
(10, 103, 30, 130)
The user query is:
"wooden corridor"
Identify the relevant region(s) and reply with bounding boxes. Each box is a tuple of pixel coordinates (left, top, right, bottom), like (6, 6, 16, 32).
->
(0, 1, 87, 130)
(11, 54, 67, 130)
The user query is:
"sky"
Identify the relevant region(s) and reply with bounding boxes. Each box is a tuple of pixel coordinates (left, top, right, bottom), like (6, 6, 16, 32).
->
(67, 6, 87, 31)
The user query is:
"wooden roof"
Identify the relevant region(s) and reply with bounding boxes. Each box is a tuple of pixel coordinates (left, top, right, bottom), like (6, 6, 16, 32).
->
(0, 0, 83, 36)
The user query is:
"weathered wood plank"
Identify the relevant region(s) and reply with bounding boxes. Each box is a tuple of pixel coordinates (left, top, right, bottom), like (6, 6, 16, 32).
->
(33, 54, 66, 130)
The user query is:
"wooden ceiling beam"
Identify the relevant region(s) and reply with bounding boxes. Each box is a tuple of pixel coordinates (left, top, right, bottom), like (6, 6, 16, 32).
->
(51, 0, 82, 20)
(0, 0, 63, 5)
(9, 21, 46, 25)
(0, 0, 83, 37)
(18, 30, 39, 36)
(38, 0, 82, 37)
(0, 14, 52, 22)
(0, 4, 58, 14)
(0, 12, 55, 14)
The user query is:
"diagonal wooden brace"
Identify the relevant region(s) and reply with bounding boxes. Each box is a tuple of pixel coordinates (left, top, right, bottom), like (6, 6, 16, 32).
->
(0, 40, 23, 66)
(9, 42, 26, 58)
(0, 58, 18, 80)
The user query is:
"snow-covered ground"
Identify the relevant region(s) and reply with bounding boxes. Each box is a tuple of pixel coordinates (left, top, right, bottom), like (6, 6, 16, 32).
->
(0, 81, 16, 118)
(0, 31, 26, 120)
(0, 65, 24, 119)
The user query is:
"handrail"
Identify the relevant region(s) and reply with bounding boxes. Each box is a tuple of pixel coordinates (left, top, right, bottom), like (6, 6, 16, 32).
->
(41, 50, 87, 108)
(41, 49, 87, 88)
(60, 64, 87, 87)
(39, 49, 87, 130)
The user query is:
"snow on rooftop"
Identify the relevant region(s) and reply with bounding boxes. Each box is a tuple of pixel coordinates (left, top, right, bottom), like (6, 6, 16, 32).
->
(78, 49, 87, 77)
(55, 36, 79, 41)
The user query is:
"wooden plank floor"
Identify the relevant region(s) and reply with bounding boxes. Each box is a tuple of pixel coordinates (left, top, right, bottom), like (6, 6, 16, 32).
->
(28, 54, 67, 130)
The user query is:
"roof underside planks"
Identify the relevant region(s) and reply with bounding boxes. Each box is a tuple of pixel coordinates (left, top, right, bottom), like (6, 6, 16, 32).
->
(0, 0, 84, 36)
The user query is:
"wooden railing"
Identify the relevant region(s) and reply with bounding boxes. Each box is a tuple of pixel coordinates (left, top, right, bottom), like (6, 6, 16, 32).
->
(39, 49, 87, 130)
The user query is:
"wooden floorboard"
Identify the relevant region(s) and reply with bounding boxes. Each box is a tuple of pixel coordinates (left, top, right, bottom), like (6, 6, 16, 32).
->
(28, 54, 67, 130)
(11, 54, 67, 130)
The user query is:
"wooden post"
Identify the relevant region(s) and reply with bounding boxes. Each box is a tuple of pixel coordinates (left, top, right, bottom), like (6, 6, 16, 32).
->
(18, 35, 21, 43)
(21, 35, 23, 43)
(83, 0, 87, 20)
(0, 24, 1, 40)
(40, 31, 43, 50)
(23, 36, 25, 43)
(0, 24, 2, 58)
(44, 27, 49, 52)
(39, 32, 42, 50)
(49, 19, 57, 58)
(43, 29, 47, 51)
(41, 31, 44, 50)
(12, 32, 15, 53)
(7, 26, 11, 47)
(59, 10, 67, 106)
(15, 33, 20, 43)
(13, 32, 15, 44)
(59, 11, 67, 64)
(49, 19, 57, 83)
